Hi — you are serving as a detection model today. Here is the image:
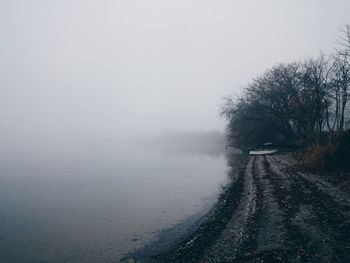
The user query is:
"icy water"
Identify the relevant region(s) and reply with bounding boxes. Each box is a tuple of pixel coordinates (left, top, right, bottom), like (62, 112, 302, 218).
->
(0, 138, 233, 262)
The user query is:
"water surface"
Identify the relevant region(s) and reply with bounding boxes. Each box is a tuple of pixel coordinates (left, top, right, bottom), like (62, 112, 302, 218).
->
(0, 137, 233, 262)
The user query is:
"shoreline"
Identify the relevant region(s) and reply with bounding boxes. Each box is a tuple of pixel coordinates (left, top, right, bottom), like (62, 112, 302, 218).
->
(126, 152, 350, 262)
(125, 154, 249, 263)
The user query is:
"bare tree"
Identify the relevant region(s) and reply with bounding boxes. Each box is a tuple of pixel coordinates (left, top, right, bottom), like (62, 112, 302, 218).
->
(336, 25, 350, 65)
(331, 54, 350, 131)
(222, 27, 350, 148)
(333, 25, 350, 131)
(301, 55, 333, 138)
(222, 63, 303, 146)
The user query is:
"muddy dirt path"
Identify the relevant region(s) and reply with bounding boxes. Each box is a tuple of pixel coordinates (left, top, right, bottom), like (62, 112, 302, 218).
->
(204, 154, 350, 262)
(147, 154, 350, 262)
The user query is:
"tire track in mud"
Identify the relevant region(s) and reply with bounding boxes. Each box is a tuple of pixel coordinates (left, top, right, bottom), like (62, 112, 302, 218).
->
(145, 154, 350, 262)
(264, 156, 334, 261)
(265, 155, 350, 262)
(270, 154, 350, 209)
(203, 157, 258, 262)
(205, 156, 291, 262)
(205, 154, 350, 262)
(270, 155, 350, 235)
(235, 156, 290, 262)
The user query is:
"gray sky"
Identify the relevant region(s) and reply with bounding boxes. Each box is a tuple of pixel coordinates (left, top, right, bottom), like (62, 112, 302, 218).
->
(1, 0, 350, 140)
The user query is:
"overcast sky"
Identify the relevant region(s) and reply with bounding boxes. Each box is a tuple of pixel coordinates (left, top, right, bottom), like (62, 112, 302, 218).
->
(1, 0, 350, 141)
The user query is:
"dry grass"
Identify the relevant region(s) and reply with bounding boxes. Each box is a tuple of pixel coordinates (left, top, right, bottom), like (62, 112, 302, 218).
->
(297, 130, 350, 172)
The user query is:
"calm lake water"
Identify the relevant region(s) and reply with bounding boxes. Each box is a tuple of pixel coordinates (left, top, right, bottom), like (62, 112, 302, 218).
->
(0, 137, 235, 262)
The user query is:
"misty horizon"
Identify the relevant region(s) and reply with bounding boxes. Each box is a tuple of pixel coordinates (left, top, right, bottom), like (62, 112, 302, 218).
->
(1, 1, 350, 262)
(2, 1, 350, 141)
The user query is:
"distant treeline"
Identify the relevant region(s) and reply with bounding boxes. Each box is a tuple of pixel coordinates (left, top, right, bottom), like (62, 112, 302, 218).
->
(150, 130, 226, 145)
(222, 25, 350, 147)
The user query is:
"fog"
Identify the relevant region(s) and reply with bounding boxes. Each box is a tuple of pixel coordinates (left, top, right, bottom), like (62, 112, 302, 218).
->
(1, 0, 350, 141)
(2, 2, 350, 261)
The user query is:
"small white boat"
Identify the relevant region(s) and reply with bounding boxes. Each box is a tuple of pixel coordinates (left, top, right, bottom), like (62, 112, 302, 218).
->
(249, 149, 277, 155)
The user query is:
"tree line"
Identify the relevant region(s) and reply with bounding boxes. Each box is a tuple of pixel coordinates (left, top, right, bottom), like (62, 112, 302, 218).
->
(222, 25, 350, 147)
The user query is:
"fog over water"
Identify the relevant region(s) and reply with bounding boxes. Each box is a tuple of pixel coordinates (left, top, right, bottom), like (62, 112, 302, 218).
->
(0, 136, 233, 262)
(1, 1, 350, 140)
(1, 0, 350, 262)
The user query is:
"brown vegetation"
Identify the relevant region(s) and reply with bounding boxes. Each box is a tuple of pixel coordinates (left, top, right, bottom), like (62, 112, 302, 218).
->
(297, 130, 350, 172)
